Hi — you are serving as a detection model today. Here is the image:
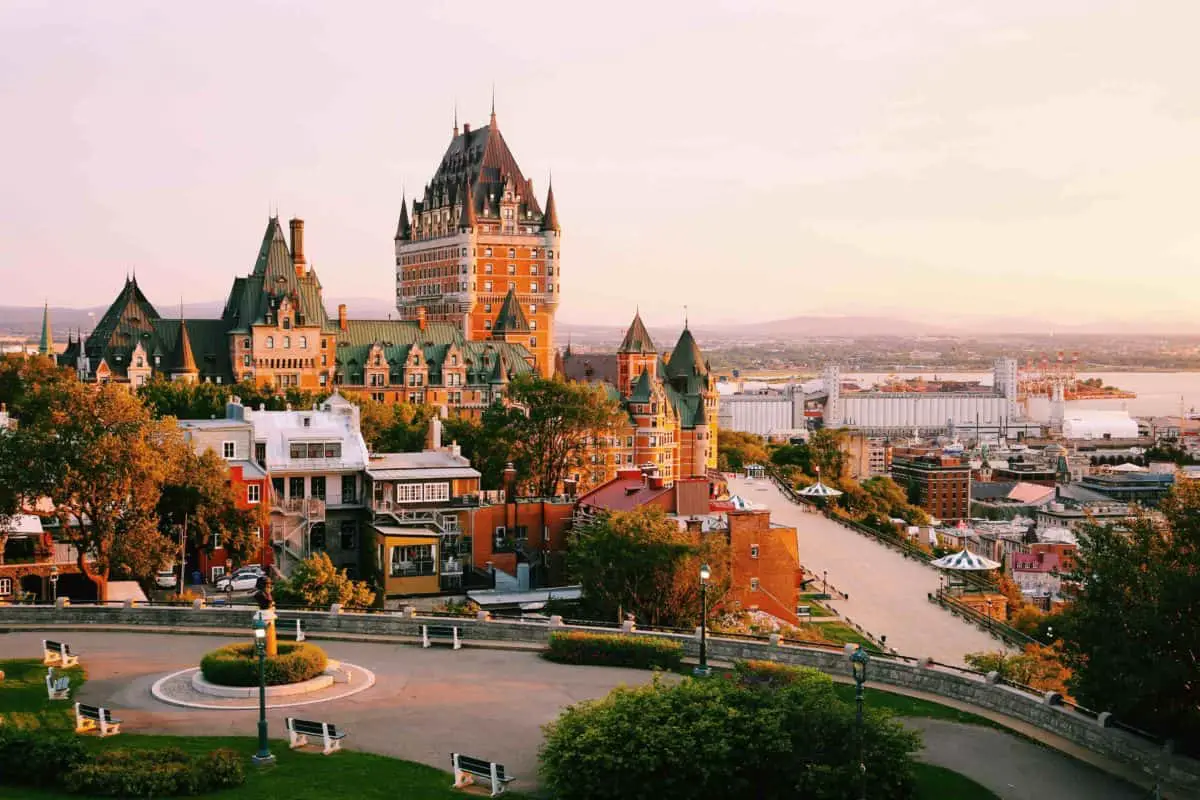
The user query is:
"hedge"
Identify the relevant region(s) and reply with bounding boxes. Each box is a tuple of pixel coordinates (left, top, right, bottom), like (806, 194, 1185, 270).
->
(0, 727, 88, 788)
(545, 632, 683, 670)
(63, 747, 244, 796)
(200, 642, 328, 686)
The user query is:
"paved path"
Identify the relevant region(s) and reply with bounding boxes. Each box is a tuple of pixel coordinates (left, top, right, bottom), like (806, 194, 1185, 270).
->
(730, 476, 1003, 665)
(0, 631, 1145, 799)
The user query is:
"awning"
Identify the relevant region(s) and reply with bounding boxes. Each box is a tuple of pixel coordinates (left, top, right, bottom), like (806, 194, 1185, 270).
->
(931, 548, 1001, 571)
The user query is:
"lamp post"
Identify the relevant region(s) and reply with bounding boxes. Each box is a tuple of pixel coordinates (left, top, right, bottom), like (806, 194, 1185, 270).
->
(985, 598, 993, 628)
(850, 645, 870, 800)
(694, 563, 711, 677)
(823, 569, 828, 596)
(49, 566, 59, 604)
(251, 615, 275, 767)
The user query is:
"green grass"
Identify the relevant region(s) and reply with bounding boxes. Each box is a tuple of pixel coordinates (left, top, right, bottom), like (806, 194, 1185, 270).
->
(806, 621, 882, 652)
(0, 659, 531, 799)
(0, 658, 85, 730)
(831, 682, 1001, 728)
(914, 763, 1000, 799)
(0, 735, 533, 799)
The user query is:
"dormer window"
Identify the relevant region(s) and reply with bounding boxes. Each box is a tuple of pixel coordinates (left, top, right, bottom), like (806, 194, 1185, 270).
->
(136, 356, 144, 367)
(266, 336, 274, 349)
(451, 354, 458, 366)
(282, 317, 291, 330)
(154, 355, 161, 366)
(242, 338, 250, 349)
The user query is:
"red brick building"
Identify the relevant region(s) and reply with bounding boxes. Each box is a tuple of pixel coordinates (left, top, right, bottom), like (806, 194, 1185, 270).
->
(891, 447, 972, 522)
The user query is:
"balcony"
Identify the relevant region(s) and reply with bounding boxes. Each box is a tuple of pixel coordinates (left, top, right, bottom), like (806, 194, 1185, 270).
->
(371, 504, 460, 534)
(312, 490, 360, 508)
(271, 497, 326, 521)
(389, 560, 436, 578)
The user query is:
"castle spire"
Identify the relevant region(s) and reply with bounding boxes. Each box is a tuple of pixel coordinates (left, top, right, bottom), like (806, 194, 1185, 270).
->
(38, 301, 52, 356)
(490, 84, 496, 128)
(395, 194, 411, 241)
(461, 177, 477, 230)
(541, 175, 560, 232)
(453, 101, 459, 137)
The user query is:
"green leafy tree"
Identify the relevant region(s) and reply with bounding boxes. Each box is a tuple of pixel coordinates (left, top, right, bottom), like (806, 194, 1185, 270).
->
(157, 448, 265, 581)
(568, 506, 728, 627)
(502, 374, 623, 497)
(808, 428, 848, 479)
(540, 669, 920, 800)
(717, 430, 769, 472)
(770, 442, 813, 474)
(348, 395, 433, 452)
(138, 377, 326, 420)
(3, 369, 179, 598)
(443, 409, 516, 490)
(1059, 479, 1200, 746)
(272, 552, 375, 609)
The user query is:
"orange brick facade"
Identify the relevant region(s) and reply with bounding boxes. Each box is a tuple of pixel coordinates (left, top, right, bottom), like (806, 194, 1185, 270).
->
(725, 510, 803, 625)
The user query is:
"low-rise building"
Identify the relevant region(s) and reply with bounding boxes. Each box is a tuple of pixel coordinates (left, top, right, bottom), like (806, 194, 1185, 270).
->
(0, 514, 94, 602)
(1009, 550, 1063, 603)
(891, 447, 972, 522)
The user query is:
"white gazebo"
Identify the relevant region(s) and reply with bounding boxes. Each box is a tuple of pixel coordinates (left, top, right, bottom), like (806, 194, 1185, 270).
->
(797, 467, 843, 498)
(931, 548, 1001, 572)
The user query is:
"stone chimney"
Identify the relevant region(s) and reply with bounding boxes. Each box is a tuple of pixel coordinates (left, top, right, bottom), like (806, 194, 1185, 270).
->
(289, 218, 306, 278)
(338, 304, 348, 332)
(503, 461, 518, 501)
(417, 307, 427, 332)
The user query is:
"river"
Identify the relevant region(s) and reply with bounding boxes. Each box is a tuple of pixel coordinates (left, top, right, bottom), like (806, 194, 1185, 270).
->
(839, 371, 1200, 418)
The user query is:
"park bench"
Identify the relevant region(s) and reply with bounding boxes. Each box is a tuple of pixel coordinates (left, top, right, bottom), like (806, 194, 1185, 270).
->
(422, 624, 462, 650)
(74, 703, 121, 737)
(285, 717, 346, 755)
(42, 639, 79, 668)
(451, 753, 515, 796)
(46, 668, 70, 700)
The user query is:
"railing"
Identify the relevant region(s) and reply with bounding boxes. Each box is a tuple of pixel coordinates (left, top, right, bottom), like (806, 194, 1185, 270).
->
(390, 561, 436, 578)
(271, 497, 325, 521)
(930, 589, 1038, 648)
(371, 505, 460, 533)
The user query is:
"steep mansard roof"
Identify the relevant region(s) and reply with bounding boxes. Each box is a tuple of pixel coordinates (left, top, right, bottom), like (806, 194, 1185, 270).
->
(334, 319, 534, 387)
(492, 287, 531, 334)
(618, 312, 656, 354)
(666, 326, 706, 379)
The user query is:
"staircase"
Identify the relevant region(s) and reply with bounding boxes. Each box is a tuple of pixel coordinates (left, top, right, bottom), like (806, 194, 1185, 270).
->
(270, 495, 326, 577)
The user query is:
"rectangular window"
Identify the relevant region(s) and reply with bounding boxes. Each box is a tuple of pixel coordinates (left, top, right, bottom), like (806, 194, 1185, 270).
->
(222, 441, 236, 459)
(423, 483, 449, 502)
(211, 566, 226, 582)
(255, 443, 266, 465)
(390, 544, 435, 576)
(247, 484, 261, 504)
(211, 531, 222, 550)
(341, 475, 356, 504)
(311, 476, 326, 500)
(396, 483, 423, 503)
(340, 520, 357, 551)
(289, 443, 306, 459)
(750, 544, 759, 559)
(289, 477, 305, 498)
(324, 442, 341, 459)
(0, 577, 11, 596)
(307, 443, 323, 459)
(750, 578, 760, 592)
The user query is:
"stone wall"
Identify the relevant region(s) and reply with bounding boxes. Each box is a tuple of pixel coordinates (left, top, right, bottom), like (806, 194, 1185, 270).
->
(0, 604, 1193, 791)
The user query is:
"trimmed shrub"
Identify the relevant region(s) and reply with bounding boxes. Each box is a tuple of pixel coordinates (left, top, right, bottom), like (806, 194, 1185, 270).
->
(63, 747, 245, 796)
(732, 659, 818, 688)
(540, 672, 921, 800)
(0, 727, 88, 788)
(545, 632, 683, 671)
(200, 642, 327, 686)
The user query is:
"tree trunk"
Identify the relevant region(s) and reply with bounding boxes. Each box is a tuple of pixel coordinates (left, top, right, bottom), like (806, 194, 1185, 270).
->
(76, 545, 108, 603)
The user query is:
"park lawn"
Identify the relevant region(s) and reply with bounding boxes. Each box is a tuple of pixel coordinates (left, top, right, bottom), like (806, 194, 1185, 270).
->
(913, 763, 1000, 800)
(2, 735, 534, 800)
(0, 658, 84, 729)
(802, 621, 881, 652)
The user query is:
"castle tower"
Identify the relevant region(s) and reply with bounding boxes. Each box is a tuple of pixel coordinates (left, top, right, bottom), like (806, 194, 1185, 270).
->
(394, 108, 560, 377)
(172, 319, 200, 384)
(616, 311, 657, 398)
(38, 302, 52, 356)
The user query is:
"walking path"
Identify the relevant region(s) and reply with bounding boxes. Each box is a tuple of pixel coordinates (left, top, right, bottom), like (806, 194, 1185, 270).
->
(729, 475, 1003, 665)
(0, 631, 1145, 799)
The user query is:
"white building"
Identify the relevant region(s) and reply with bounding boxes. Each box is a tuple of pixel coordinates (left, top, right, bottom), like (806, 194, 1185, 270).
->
(1061, 410, 1139, 441)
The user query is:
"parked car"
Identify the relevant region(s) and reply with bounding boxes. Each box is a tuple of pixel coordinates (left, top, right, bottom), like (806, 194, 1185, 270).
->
(155, 569, 178, 589)
(215, 565, 266, 593)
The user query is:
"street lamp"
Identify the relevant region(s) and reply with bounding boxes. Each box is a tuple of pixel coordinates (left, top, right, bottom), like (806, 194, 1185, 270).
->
(694, 563, 711, 677)
(823, 569, 828, 596)
(49, 566, 59, 604)
(251, 615, 275, 767)
(850, 646, 870, 800)
(985, 598, 993, 627)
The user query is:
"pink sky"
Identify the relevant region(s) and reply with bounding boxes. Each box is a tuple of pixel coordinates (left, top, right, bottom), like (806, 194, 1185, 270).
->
(1, 1, 1198, 326)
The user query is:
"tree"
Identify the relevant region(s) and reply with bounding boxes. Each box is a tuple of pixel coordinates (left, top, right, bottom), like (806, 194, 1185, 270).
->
(964, 644, 1072, 697)
(5, 370, 180, 598)
(1059, 479, 1200, 746)
(502, 374, 623, 497)
(138, 377, 327, 420)
(443, 409, 516, 490)
(568, 506, 728, 627)
(272, 552, 375, 609)
(540, 668, 920, 800)
(770, 442, 812, 474)
(808, 428, 848, 479)
(717, 430, 769, 473)
(348, 395, 433, 452)
(158, 448, 265, 581)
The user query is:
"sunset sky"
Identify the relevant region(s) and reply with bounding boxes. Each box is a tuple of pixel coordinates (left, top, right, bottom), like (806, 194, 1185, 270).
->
(1, 1, 1197, 327)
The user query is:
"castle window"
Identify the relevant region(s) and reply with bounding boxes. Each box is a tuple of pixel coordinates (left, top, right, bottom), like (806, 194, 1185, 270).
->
(507, 248, 515, 258)
(282, 317, 291, 330)
(283, 336, 291, 349)
(243, 338, 251, 349)
(507, 264, 515, 275)
(266, 336, 274, 349)
(485, 263, 493, 274)
(530, 282, 538, 293)
(484, 280, 493, 292)
(299, 336, 307, 349)
(243, 354, 251, 367)
(136, 356, 144, 367)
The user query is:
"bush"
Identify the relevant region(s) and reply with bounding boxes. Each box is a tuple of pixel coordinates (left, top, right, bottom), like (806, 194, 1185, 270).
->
(0, 727, 88, 788)
(731, 659, 821, 688)
(540, 671, 920, 800)
(200, 642, 327, 686)
(63, 747, 245, 796)
(545, 632, 683, 671)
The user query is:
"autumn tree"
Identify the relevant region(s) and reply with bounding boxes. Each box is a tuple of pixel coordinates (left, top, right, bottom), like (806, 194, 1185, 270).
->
(808, 428, 848, 479)
(272, 552, 375, 609)
(443, 408, 518, 490)
(965, 644, 1072, 697)
(717, 430, 769, 473)
(5, 369, 180, 598)
(1059, 479, 1200, 746)
(158, 447, 265, 582)
(347, 395, 434, 452)
(500, 374, 623, 497)
(568, 506, 729, 627)
(138, 377, 327, 420)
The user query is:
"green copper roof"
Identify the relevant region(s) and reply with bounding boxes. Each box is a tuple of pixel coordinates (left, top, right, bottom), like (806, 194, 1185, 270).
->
(492, 287, 531, 334)
(618, 312, 656, 354)
(38, 303, 52, 356)
(666, 326, 706, 378)
(628, 368, 653, 403)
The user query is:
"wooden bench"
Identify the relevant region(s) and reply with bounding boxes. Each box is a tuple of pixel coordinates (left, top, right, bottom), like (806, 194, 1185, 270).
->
(43, 639, 79, 668)
(422, 624, 462, 650)
(451, 753, 515, 796)
(285, 717, 346, 755)
(75, 703, 121, 737)
(46, 668, 70, 700)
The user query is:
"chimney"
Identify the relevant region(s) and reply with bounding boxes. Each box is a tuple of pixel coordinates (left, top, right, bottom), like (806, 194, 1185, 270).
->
(338, 304, 348, 332)
(289, 218, 306, 278)
(417, 307, 427, 332)
(463, 122, 470, 135)
(426, 415, 443, 451)
(225, 395, 244, 421)
(563, 476, 578, 499)
(502, 461, 518, 501)
(648, 474, 664, 491)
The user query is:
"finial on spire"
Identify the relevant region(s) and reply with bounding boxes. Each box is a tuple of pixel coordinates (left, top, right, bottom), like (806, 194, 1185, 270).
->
(490, 84, 496, 126)
(684, 304, 689, 329)
(453, 101, 459, 137)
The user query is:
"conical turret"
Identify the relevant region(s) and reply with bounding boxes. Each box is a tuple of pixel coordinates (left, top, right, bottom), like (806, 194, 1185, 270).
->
(38, 302, 52, 356)
(541, 178, 560, 232)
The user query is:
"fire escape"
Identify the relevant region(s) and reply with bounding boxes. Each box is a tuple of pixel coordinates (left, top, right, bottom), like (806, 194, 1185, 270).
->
(270, 494, 326, 577)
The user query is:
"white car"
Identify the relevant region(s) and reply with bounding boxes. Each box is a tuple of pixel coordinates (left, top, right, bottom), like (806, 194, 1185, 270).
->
(216, 566, 266, 593)
(155, 569, 178, 589)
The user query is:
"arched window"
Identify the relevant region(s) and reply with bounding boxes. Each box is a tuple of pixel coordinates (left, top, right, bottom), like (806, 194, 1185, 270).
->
(242, 338, 250, 349)
(299, 336, 307, 349)
(266, 336, 274, 349)
(283, 336, 291, 349)
(282, 317, 291, 330)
